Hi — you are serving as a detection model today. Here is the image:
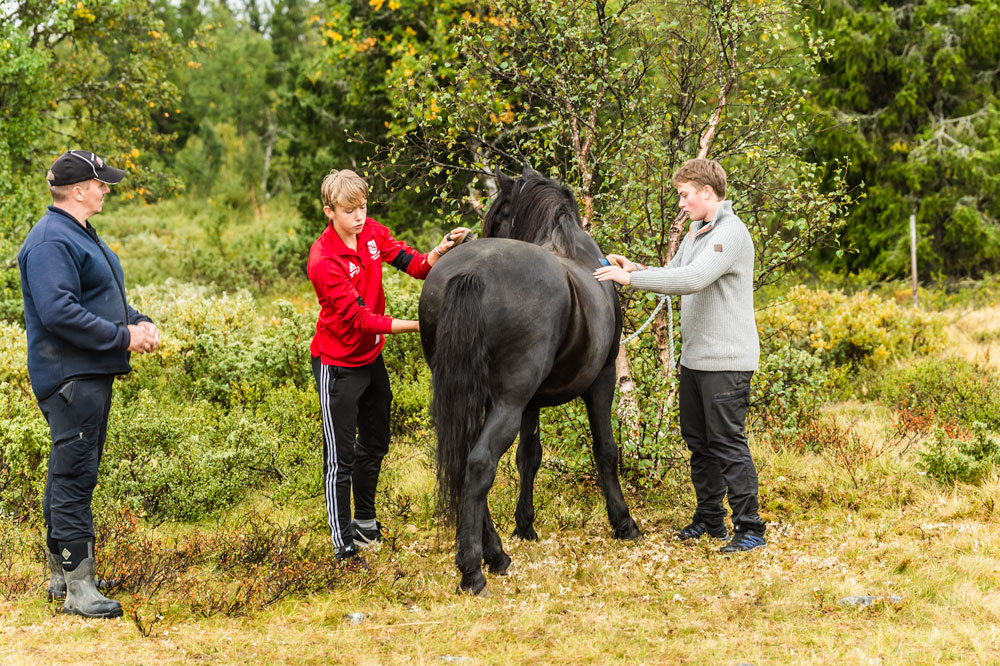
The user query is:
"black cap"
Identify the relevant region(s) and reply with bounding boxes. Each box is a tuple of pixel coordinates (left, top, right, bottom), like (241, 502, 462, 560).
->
(47, 150, 126, 187)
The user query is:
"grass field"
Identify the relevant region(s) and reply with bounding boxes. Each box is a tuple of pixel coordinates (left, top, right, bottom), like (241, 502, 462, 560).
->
(3, 408, 998, 665)
(2, 200, 999, 665)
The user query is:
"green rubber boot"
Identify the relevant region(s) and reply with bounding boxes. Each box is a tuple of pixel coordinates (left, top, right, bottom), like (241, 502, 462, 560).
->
(59, 539, 122, 619)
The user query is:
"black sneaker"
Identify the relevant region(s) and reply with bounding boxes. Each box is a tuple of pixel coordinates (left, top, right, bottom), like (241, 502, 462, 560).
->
(351, 520, 383, 548)
(677, 521, 729, 541)
(334, 543, 370, 570)
(720, 526, 766, 553)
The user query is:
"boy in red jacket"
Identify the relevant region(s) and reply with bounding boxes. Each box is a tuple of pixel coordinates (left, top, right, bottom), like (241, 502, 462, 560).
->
(308, 169, 468, 560)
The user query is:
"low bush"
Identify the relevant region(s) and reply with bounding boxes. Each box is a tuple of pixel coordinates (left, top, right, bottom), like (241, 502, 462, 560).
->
(125, 282, 313, 405)
(0, 386, 49, 520)
(750, 345, 830, 445)
(94, 506, 372, 636)
(872, 356, 1000, 429)
(918, 423, 1000, 485)
(758, 285, 944, 369)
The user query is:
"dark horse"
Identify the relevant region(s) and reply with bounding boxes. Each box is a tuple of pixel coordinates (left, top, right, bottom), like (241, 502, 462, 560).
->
(418, 167, 640, 595)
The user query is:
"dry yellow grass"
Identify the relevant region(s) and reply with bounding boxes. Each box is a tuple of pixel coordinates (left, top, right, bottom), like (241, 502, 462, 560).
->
(4, 305, 1000, 664)
(3, 445, 999, 665)
(946, 305, 1000, 371)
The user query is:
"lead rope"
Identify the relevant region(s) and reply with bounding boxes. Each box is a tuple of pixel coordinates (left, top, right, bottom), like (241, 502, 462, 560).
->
(620, 294, 675, 372)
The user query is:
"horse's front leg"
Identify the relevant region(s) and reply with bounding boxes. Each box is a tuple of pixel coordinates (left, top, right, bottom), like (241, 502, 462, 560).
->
(583, 361, 640, 540)
(456, 405, 521, 595)
(513, 407, 542, 540)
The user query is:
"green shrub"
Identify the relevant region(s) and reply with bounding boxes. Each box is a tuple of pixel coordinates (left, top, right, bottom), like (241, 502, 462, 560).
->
(0, 321, 30, 397)
(0, 385, 49, 520)
(0, 269, 23, 326)
(872, 356, 1000, 429)
(382, 268, 433, 439)
(918, 423, 1000, 485)
(758, 285, 945, 368)
(99, 394, 253, 522)
(125, 282, 313, 405)
(750, 345, 830, 445)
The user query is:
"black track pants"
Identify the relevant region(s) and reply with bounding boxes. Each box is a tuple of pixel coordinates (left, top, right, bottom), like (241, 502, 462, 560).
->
(678, 365, 765, 533)
(38, 376, 115, 543)
(312, 354, 392, 550)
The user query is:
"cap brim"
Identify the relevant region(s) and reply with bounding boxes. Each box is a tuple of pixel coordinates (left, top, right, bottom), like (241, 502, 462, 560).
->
(96, 165, 126, 184)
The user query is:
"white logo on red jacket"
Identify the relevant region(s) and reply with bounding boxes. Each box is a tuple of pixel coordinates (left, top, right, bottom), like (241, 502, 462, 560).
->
(367, 239, 378, 260)
(348, 261, 359, 278)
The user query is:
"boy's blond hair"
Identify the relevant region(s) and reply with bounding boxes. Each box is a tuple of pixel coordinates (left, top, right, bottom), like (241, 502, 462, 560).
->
(672, 158, 727, 199)
(321, 169, 369, 209)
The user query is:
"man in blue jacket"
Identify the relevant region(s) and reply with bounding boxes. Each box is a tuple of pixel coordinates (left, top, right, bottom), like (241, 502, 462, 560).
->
(18, 150, 160, 618)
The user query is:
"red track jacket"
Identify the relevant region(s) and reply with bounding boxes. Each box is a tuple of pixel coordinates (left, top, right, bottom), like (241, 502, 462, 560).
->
(308, 217, 432, 367)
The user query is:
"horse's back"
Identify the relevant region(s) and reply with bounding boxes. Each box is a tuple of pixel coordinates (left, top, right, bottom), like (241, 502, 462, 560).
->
(419, 239, 572, 364)
(419, 237, 619, 407)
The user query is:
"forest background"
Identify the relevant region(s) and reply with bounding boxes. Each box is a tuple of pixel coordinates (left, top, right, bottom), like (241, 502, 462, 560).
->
(2, 0, 1000, 663)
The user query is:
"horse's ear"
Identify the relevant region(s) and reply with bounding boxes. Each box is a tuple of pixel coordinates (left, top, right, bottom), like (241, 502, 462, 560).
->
(495, 167, 514, 192)
(522, 164, 541, 179)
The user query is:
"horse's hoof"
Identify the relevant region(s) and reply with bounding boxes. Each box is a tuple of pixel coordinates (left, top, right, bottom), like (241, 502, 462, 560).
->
(456, 579, 490, 597)
(487, 552, 511, 575)
(613, 520, 641, 541)
(512, 527, 538, 541)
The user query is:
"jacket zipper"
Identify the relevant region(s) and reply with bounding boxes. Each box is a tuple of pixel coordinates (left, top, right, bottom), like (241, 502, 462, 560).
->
(86, 225, 129, 324)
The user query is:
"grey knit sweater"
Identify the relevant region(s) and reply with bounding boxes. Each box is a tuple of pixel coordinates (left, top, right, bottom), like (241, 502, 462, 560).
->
(629, 200, 759, 371)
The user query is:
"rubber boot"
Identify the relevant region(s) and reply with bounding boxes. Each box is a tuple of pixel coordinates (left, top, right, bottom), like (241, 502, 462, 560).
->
(47, 551, 114, 602)
(60, 539, 122, 619)
(46, 551, 67, 602)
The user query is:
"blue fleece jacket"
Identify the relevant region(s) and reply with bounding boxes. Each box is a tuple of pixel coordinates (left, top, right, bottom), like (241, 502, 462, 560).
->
(18, 206, 150, 399)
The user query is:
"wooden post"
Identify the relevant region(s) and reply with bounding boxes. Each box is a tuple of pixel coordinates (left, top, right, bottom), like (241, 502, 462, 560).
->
(910, 214, 918, 307)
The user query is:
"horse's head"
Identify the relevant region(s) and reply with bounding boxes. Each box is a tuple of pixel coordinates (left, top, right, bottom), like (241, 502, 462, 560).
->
(483, 165, 580, 258)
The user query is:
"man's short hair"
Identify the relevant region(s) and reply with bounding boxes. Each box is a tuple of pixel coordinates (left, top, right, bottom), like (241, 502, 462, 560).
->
(321, 169, 369, 210)
(48, 176, 92, 203)
(672, 158, 727, 199)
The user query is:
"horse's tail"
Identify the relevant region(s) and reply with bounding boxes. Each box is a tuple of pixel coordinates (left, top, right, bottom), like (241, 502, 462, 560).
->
(430, 271, 490, 525)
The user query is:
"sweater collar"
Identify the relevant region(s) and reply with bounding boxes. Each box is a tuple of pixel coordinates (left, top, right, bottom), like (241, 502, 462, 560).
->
(689, 200, 733, 238)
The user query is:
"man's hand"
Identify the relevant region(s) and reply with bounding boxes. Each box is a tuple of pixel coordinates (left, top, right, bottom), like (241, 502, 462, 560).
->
(605, 254, 638, 272)
(139, 321, 161, 352)
(127, 324, 151, 353)
(594, 265, 632, 285)
(127, 322, 161, 353)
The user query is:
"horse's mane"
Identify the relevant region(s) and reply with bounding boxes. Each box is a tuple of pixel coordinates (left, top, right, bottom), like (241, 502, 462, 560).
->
(483, 172, 580, 258)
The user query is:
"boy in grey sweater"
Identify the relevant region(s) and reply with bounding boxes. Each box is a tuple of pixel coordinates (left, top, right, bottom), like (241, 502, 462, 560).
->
(594, 158, 765, 552)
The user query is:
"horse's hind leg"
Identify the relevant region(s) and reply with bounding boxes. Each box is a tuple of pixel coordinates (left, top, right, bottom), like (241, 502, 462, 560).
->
(457, 405, 521, 594)
(482, 503, 511, 575)
(583, 362, 640, 540)
(512, 407, 542, 540)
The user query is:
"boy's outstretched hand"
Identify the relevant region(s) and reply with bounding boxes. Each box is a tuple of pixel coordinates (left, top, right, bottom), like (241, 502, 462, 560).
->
(436, 227, 474, 255)
(428, 227, 473, 267)
(594, 253, 638, 285)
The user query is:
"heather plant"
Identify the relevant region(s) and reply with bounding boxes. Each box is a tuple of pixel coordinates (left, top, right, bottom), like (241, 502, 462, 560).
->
(93, 506, 373, 636)
(0, 321, 30, 396)
(0, 518, 36, 600)
(0, 385, 49, 520)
